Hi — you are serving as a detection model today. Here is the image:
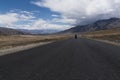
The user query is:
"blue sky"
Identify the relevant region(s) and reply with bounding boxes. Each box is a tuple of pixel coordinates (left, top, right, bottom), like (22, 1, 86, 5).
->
(0, 0, 72, 31)
(0, 0, 120, 31)
(0, 0, 54, 17)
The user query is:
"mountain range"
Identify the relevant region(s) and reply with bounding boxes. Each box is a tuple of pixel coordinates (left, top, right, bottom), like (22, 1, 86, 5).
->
(19, 29, 60, 34)
(62, 18, 120, 33)
(0, 27, 27, 35)
(0, 18, 120, 35)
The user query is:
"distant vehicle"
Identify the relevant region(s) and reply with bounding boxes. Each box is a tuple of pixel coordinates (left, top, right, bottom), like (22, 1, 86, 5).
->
(75, 34, 77, 39)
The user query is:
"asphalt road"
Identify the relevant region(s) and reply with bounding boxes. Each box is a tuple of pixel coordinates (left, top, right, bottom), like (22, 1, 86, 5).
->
(0, 38, 120, 80)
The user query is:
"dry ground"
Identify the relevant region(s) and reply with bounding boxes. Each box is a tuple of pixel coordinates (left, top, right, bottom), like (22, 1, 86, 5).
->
(0, 34, 71, 50)
(81, 28, 120, 44)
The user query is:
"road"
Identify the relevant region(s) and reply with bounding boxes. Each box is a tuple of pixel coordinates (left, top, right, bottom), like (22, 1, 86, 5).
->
(0, 38, 120, 80)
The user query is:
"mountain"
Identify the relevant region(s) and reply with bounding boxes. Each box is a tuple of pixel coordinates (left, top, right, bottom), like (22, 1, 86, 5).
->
(0, 27, 28, 35)
(19, 29, 60, 34)
(62, 18, 120, 33)
(0, 27, 60, 35)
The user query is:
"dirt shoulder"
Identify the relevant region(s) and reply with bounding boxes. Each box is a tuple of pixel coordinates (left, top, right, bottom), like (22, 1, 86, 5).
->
(81, 28, 120, 46)
(0, 42, 52, 56)
(0, 35, 71, 56)
(89, 38, 120, 46)
(81, 35, 120, 46)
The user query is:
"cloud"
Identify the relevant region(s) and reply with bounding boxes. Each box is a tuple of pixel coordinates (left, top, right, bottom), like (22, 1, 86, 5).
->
(32, 0, 120, 25)
(18, 19, 72, 30)
(0, 10, 71, 31)
(52, 17, 76, 25)
(0, 11, 35, 27)
(51, 14, 59, 17)
(0, 13, 19, 26)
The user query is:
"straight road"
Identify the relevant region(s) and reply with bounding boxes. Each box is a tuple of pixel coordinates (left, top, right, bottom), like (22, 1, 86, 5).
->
(0, 38, 120, 80)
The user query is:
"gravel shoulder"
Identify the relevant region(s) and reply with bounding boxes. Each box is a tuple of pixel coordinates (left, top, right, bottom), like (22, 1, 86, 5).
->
(0, 42, 52, 56)
(88, 38, 120, 46)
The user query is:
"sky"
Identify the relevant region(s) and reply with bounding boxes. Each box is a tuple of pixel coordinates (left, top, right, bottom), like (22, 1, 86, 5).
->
(0, 0, 120, 31)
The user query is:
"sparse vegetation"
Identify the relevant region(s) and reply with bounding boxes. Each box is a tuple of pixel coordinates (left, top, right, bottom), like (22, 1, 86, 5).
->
(0, 35, 70, 50)
(81, 28, 120, 44)
(91, 35, 120, 43)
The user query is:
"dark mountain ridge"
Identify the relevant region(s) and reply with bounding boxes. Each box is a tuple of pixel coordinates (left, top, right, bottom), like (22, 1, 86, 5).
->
(19, 29, 60, 34)
(0, 27, 28, 35)
(62, 18, 120, 33)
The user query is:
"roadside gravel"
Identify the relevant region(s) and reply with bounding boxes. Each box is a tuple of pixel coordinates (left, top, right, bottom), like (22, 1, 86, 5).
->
(0, 42, 52, 56)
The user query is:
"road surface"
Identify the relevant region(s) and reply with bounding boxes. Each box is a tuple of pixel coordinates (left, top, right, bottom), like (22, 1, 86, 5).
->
(0, 38, 120, 80)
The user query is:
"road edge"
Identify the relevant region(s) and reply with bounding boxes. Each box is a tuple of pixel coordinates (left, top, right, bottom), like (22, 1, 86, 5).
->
(0, 42, 53, 56)
(87, 38, 120, 46)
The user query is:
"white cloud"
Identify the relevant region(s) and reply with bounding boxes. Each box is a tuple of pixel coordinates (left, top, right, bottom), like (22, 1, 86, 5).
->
(0, 13, 18, 26)
(51, 14, 59, 17)
(0, 11, 35, 27)
(0, 11, 71, 31)
(52, 17, 76, 24)
(21, 19, 72, 30)
(32, 0, 120, 24)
